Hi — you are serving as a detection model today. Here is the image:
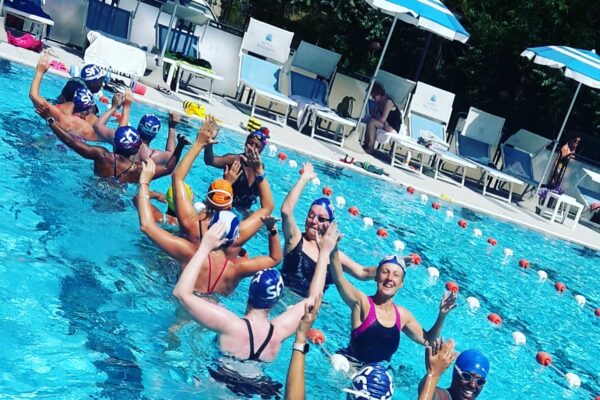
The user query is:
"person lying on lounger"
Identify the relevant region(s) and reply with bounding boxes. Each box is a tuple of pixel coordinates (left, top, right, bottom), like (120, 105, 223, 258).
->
(30, 53, 99, 141)
(93, 90, 179, 166)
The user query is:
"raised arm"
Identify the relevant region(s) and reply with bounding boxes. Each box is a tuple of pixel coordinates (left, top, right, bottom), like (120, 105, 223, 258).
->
(93, 93, 123, 145)
(152, 134, 190, 179)
(119, 90, 134, 127)
(237, 216, 283, 276)
(173, 222, 240, 334)
(137, 159, 196, 263)
(339, 251, 377, 281)
(401, 292, 457, 346)
(29, 53, 51, 110)
(203, 142, 238, 168)
(284, 294, 322, 400)
(418, 339, 458, 400)
(281, 162, 316, 253)
(329, 243, 365, 308)
(273, 223, 339, 340)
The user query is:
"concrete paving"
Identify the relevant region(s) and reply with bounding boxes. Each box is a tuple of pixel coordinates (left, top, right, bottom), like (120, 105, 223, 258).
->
(2, 41, 599, 251)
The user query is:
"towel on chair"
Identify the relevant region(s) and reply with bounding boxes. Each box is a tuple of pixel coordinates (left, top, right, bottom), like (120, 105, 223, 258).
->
(290, 95, 328, 132)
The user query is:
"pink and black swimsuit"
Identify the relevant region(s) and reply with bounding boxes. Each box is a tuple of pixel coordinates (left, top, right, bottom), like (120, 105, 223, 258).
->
(348, 296, 402, 364)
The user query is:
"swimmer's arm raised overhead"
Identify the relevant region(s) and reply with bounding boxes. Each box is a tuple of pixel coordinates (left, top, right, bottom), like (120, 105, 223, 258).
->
(281, 162, 316, 253)
(339, 251, 377, 281)
(30, 54, 70, 127)
(152, 134, 190, 179)
(93, 93, 123, 145)
(203, 140, 238, 168)
(272, 224, 338, 341)
(236, 216, 282, 276)
(329, 241, 366, 307)
(173, 222, 240, 334)
(400, 292, 457, 346)
(418, 339, 458, 400)
(119, 90, 134, 127)
(137, 160, 195, 263)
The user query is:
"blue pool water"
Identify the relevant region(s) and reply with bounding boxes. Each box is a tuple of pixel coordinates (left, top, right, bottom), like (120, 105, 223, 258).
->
(1, 60, 599, 399)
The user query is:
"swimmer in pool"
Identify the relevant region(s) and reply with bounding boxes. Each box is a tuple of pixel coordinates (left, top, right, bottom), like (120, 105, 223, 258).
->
(171, 116, 274, 257)
(172, 221, 336, 361)
(40, 115, 187, 184)
(204, 128, 269, 210)
(419, 342, 489, 400)
(55, 63, 105, 119)
(330, 252, 457, 365)
(280, 162, 378, 297)
(93, 90, 180, 166)
(133, 183, 195, 226)
(30, 54, 99, 141)
(137, 158, 280, 296)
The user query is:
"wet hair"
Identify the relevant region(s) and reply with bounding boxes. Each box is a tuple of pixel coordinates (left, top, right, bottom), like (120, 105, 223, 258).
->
(371, 82, 385, 97)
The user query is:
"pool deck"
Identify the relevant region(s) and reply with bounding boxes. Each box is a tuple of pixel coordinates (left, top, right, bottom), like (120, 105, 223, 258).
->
(2, 41, 599, 251)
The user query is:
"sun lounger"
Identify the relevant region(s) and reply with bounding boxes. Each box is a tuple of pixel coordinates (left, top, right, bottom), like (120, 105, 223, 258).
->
(85, 0, 130, 40)
(2, 0, 53, 39)
(576, 168, 600, 207)
(500, 143, 540, 196)
(164, 58, 224, 103)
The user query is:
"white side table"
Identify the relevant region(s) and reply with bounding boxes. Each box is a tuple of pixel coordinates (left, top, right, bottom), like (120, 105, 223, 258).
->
(541, 192, 584, 230)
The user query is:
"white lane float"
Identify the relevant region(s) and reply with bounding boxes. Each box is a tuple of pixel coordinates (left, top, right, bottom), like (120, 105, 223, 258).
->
(268, 144, 278, 157)
(288, 160, 298, 168)
(537, 270, 548, 281)
(420, 194, 429, 204)
(393, 240, 405, 252)
(427, 267, 440, 279)
(362, 217, 374, 227)
(466, 296, 480, 311)
(511, 331, 526, 346)
(503, 248, 513, 257)
(574, 295, 586, 306)
(311, 177, 321, 186)
(445, 210, 454, 219)
(473, 228, 482, 238)
(335, 196, 346, 208)
(565, 372, 581, 389)
(330, 354, 350, 373)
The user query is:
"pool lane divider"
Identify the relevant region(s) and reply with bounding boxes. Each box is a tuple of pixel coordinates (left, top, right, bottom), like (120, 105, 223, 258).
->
(299, 173, 600, 396)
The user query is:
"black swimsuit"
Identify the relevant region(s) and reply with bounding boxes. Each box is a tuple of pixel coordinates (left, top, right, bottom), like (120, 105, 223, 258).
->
(281, 237, 333, 297)
(232, 164, 260, 209)
(385, 98, 402, 132)
(113, 155, 135, 180)
(242, 318, 274, 361)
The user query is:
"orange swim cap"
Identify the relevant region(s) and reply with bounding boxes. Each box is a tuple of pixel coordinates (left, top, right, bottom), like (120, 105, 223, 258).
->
(206, 179, 233, 209)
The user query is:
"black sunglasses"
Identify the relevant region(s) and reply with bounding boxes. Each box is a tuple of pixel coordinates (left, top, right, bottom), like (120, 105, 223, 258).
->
(308, 212, 330, 223)
(455, 366, 486, 386)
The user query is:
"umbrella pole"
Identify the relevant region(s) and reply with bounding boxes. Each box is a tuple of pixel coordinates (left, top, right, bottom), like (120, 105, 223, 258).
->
(536, 82, 582, 193)
(344, 15, 398, 153)
(158, 0, 180, 67)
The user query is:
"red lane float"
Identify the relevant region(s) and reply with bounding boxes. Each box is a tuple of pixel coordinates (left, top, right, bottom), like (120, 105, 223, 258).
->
(100, 96, 109, 104)
(376, 228, 388, 238)
(348, 206, 359, 216)
(278, 153, 287, 160)
(487, 313, 502, 325)
(555, 282, 566, 293)
(113, 112, 122, 120)
(308, 329, 325, 344)
(536, 351, 553, 366)
(299, 168, 304, 175)
(458, 220, 468, 228)
(519, 259, 530, 269)
(431, 202, 441, 210)
(487, 238, 497, 246)
(445, 281, 459, 293)
(407, 186, 415, 194)
(595, 308, 600, 317)
(322, 187, 333, 196)
(410, 253, 422, 265)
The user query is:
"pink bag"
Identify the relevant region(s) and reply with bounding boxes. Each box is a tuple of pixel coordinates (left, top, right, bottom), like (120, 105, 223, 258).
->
(7, 31, 44, 52)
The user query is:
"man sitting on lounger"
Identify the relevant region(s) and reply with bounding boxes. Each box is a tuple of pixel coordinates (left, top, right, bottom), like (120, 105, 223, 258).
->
(30, 54, 99, 141)
(93, 90, 180, 166)
(363, 82, 402, 154)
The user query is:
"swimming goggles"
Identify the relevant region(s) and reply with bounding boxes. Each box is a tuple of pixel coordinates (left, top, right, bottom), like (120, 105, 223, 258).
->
(206, 189, 233, 208)
(454, 365, 487, 386)
(378, 255, 406, 274)
(307, 211, 330, 223)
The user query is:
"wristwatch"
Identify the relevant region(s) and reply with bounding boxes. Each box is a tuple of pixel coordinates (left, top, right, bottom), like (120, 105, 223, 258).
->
(46, 116, 55, 125)
(255, 171, 266, 183)
(269, 228, 278, 237)
(293, 342, 309, 354)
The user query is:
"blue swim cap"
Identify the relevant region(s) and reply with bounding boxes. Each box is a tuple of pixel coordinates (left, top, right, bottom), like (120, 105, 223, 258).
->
(114, 126, 141, 156)
(80, 64, 106, 82)
(247, 130, 268, 149)
(73, 87, 96, 113)
(378, 255, 406, 276)
(346, 363, 393, 400)
(209, 210, 240, 247)
(137, 114, 161, 141)
(455, 349, 490, 379)
(311, 197, 335, 221)
(248, 269, 284, 309)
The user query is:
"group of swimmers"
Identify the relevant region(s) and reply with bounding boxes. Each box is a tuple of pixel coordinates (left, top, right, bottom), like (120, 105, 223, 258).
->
(29, 52, 490, 399)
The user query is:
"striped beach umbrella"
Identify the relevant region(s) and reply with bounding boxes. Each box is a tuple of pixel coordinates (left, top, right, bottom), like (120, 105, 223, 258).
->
(521, 46, 600, 192)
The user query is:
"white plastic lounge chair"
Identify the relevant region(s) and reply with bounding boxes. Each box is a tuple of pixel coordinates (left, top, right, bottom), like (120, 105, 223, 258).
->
(237, 18, 297, 126)
(2, 0, 53, 39)
(576, 168, 600, 207)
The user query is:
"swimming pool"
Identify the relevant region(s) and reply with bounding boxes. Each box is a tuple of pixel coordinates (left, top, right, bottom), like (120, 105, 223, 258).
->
(1, 60, 599, 399)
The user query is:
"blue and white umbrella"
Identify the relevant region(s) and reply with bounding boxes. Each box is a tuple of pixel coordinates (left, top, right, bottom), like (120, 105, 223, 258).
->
(521, 46, 600, 191)
(347, 0, 469, 152)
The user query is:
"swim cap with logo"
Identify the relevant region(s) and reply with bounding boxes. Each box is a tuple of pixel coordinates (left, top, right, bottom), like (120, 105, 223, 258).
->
(248, 269, 284, 309)
(80, 64, 106, 82)
(209, 210, 240, 247)
(206, 179, 233, 210)
(247, 130, 268, 150)
(114, 126, 141, 156)
(137, 114, 161, 142)
(310, 197, 335, 221)
(378, 255, 406, 278)
(344, 363, 394, 400)
(454, 349, 490, 379)
(73, 87, 96, 113)
(165, 183, 193, 212)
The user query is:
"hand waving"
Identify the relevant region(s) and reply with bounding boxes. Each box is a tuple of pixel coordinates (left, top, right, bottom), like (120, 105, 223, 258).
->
(439, 292, 457, 315)
(195, 115, 219, 146)
(300, 162, 316, 180)
(261, 215, 280, 231)
(241, 147, 263, 172)
(139, 158, 156, 184)
(317, 222, 340, 254)
(111, 93, 124, 109)
(224, 160, 243, 184)
(296, 293, 322, 339)
(37, 53, 50, 74)
(425, 338, 458, 376)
